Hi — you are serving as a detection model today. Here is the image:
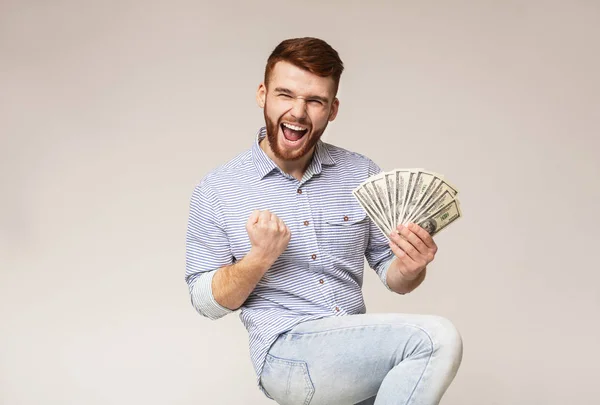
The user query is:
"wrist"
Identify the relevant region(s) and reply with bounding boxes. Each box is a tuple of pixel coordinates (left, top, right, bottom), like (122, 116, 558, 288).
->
(246, 248, 277, 270)
(387, 259, 427, 294)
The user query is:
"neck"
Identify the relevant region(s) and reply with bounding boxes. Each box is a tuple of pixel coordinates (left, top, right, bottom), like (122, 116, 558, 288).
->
(259, 137, 315, 181)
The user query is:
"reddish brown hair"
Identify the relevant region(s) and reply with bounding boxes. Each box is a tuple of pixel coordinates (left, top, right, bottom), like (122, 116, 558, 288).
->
(264, 37, 344, 96)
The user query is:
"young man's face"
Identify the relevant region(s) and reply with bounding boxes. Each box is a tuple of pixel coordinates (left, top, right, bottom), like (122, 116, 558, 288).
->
(256, 61, 339, 161)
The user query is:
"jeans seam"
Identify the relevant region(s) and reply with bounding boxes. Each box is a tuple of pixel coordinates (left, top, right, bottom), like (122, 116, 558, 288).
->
(404, 330, 434, 405)
(302, 362, 315, 405)
(286, 322, 433, 338)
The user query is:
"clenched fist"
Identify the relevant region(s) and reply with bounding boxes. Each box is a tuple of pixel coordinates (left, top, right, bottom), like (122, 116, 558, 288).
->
(246, 210, 291, 264)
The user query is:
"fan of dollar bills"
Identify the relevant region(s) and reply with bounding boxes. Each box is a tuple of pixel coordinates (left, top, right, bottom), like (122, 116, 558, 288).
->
(352, 169, 462, 240)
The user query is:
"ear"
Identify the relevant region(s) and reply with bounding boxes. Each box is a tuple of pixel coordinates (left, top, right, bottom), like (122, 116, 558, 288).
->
(328, 98, 340, 121)
(256, 83, 266, 108)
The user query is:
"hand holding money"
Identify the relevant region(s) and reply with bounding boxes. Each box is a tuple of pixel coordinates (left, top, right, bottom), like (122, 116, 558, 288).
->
(246, 210, 291, 264)
(388, 222, 438, 280)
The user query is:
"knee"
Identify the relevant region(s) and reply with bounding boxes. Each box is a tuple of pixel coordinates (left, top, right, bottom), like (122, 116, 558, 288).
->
(429, 316, 463, 366)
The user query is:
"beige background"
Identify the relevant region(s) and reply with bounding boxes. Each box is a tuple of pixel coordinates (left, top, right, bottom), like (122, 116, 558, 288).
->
(1, 1, 599, 404)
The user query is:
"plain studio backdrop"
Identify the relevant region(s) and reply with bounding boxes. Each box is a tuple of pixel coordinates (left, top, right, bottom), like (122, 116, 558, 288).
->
(1, 1, 599, 404)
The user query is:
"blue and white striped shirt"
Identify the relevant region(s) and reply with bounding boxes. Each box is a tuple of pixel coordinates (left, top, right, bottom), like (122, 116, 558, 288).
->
(185, 127, 395, 394)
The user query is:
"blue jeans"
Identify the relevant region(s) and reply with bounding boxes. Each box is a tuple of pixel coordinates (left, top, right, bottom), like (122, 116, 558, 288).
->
(259, 313, 463, 405)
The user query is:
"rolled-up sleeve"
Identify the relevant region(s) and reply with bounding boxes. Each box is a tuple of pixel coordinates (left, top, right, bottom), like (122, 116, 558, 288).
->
(185, 180, 234, 319)
(363, 159, 396, 291)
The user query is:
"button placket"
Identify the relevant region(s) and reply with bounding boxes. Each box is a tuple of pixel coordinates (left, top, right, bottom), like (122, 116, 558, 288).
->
(296, 183, 321, 273)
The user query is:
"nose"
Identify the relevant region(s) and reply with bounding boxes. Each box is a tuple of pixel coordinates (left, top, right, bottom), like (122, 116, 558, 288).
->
(290, 98, 307, 120)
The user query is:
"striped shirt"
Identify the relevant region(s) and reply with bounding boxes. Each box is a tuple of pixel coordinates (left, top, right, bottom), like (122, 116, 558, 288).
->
(185, 126, 395, 396)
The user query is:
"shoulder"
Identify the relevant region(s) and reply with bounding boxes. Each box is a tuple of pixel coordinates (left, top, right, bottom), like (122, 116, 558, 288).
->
(196, 149, 253, 189)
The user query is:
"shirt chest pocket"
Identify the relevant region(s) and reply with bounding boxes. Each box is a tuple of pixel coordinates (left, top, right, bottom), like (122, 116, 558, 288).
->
(320, 204, 369, 254)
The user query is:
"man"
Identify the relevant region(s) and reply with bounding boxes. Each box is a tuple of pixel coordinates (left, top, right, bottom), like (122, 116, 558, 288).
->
(185, 37, 463, 405)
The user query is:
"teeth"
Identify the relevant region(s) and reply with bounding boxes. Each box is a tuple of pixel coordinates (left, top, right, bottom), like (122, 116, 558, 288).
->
(282, 122, 306, 131)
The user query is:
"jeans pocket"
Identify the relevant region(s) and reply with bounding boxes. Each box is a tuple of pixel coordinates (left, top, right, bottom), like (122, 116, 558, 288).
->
(261, 353, 315, 405)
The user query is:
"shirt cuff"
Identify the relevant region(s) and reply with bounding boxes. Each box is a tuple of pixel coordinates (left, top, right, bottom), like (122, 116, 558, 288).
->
(191, 270, 234, 320)
(378, 255, 396, 292)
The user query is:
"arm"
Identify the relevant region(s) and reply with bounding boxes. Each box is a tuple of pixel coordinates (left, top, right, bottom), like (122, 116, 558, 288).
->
(212, 209, 290, 310)
(211, 246, 277, 311)
(185, 181, 290, 318)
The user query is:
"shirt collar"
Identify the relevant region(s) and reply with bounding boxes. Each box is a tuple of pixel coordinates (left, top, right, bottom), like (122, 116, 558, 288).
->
(251, 126, 336, 180)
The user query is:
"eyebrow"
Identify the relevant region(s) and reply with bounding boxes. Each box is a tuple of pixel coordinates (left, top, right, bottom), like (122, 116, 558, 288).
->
(273, 87, 330, 104)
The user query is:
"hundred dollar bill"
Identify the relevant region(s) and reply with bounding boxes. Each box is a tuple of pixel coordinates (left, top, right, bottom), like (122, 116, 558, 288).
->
(407, 174, 444, 224)
(384, 171, 396, 230)
(402, 170, 442, 224)
(399, 169, 420, 225)
(411, 190, 456, 224)
(416, 199, 462, 236)
(393, 169, 411, 228)
(408, 179, 459, 224)
(352, 187, 392, 239)
(358, 181, 388, 225)
(367, 174, 394, 230)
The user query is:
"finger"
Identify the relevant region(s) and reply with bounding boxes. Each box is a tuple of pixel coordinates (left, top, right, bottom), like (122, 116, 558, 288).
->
(408, 223, 437, 250)
(258, 210, 271, 224)
(390, 227, 423, 261)
(276, 217, 286, 232)
(248, 210, 260, 225)
(397, 224, 429, 255)
(388, 240, 417, 268)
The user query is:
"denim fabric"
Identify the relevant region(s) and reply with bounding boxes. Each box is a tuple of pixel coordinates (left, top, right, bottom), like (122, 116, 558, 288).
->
(260, 313, 462, 405)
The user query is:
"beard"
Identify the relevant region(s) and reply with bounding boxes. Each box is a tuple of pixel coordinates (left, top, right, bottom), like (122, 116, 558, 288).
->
(263, 102, 328, 162)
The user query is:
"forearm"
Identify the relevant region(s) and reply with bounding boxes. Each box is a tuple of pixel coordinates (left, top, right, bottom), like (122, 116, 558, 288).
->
(386, 257, 427, 294)
(212, 249, 274, 310)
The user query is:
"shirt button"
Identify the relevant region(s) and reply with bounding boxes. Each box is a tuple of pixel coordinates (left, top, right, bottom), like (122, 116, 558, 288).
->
(335, 306, 340, 312)
(319, 279, 324, 284)
(343, 215, 349, 221)
(304, 220, 309, 226)
(297, 189, 303, 194)
(311, 254, 317, 260)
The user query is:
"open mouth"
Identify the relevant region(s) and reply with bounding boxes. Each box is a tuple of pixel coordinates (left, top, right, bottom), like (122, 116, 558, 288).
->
(281, 122, 309, 142)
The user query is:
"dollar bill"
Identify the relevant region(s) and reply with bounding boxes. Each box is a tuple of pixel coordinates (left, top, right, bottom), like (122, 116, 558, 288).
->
(416, 199, 462, 236)
(408, 179, 459, 224)
(353, 168, 462, 238)
(393, 169, 410, 229)
(402, 170, 442, 224)
(367, 174, 394, 230)
(384, 172, 396, 230)
(365, 173, 392, 229)
(352, 187, 392, 239)
(399, 169, 419, 226)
